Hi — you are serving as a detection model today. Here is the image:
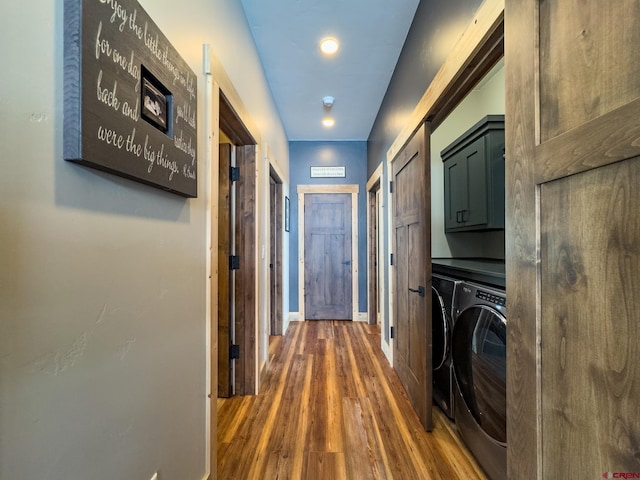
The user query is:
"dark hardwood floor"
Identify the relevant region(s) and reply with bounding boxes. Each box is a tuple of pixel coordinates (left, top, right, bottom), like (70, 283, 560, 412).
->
(217, 320, 487, 479)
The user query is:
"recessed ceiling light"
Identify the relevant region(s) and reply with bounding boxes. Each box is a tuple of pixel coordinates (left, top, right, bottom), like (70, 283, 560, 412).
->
(322, 117, 335, 128)
(320, 37, 339, 55)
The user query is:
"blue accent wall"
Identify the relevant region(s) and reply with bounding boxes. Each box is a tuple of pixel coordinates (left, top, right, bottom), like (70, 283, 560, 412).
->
(367, 0, 484, 176)
(366, 0, 485, 343)
(289, 141, 368, 314)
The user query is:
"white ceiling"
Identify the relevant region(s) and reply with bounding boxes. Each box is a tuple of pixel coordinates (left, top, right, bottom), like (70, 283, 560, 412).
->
(240, 0, 420, 141)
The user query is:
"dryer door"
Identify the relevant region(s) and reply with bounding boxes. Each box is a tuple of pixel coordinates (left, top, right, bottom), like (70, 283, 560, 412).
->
(431, 287, 450, 371)
(452, 305, 507, 445)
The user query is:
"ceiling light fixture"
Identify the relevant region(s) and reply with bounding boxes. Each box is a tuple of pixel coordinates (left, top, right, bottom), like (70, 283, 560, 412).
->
(320, 37, 339, 55)
(322, 96, 335, 108)
(322, 117, 335, 128)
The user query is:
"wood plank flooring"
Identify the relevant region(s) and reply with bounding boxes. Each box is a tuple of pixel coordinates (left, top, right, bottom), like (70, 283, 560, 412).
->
(217, 321, 487, 480)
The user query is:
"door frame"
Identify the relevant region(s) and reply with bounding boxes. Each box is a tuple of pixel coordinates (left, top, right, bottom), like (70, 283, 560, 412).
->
(215, 97, 257, 399)
(204, 44, 263, 478)
(297, 184, 359, 322)
(366, 163, 383, 327)
(269, 166, 284, 336)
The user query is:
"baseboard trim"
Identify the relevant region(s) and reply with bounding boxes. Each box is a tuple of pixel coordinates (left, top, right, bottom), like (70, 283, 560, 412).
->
(356, 312, 369, 322)
(289, 312, 300, 322)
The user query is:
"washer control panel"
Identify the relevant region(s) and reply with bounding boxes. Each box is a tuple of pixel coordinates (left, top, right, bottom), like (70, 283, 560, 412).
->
(456, 281, 507, 316)
(476, 290, 506, 307)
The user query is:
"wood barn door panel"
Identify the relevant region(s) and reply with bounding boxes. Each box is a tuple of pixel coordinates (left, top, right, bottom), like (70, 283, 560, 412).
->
(540, 159, 640, 478)
(539, 0, 640, 142)
(507, 0, 640, 476)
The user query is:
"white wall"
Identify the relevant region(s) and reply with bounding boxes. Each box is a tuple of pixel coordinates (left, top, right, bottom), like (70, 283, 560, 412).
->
(0, 1, 288, 479)
(431, 62, 505, 259)
(140, 0, 290, 173)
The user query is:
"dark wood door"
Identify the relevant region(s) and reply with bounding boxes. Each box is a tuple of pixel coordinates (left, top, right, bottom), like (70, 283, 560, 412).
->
(218, 143, 232, 398)
(234, 145, 257, 395)
(507, 1, 640, 477)
(304, 193, 352, 320)
(368, 189, 378, 325)
(270, 176, 282, 335)
(392, 123, 432, 430)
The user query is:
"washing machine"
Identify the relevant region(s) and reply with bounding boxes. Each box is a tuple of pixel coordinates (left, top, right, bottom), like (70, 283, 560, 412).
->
(431, 274, 460, 420)
(452, 281, 507, 480)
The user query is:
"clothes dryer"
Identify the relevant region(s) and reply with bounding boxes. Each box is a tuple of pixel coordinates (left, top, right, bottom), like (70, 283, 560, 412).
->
(452, 281, 507, 480)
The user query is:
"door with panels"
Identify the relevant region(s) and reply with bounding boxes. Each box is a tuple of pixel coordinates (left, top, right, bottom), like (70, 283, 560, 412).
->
(304, 193, 353, 320)
(506, 0, 640, 477)
(391, 123, 432, 431)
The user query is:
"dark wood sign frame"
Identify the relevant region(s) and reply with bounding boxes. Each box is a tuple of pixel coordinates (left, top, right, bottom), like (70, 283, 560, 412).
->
(64, 0, 198, 197)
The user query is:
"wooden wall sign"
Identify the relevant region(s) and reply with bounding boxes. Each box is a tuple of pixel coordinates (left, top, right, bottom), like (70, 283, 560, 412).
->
(64, 0, 198, 197)
(310, 166, 346, 178)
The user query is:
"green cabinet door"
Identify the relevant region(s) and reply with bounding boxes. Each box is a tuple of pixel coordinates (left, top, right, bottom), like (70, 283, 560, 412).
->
(444, 154, 468, 231)
(465, 136, 488, 228)
(441, 115, 504, 233)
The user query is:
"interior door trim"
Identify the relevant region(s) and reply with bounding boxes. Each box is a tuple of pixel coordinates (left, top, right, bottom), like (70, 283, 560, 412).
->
(205, 43, 263, 478)
(297, 184, 359, 321)
(366, 163, 383, 326)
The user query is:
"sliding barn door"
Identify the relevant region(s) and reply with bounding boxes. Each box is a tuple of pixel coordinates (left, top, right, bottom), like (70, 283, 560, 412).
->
(506, 1, 640, 477)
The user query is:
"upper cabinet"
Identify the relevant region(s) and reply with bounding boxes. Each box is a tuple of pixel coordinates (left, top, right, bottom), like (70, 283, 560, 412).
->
(442, 115, 505, 232)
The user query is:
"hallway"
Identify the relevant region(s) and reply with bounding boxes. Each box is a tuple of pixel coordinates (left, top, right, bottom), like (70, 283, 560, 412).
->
(217, 321, 486, 479)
